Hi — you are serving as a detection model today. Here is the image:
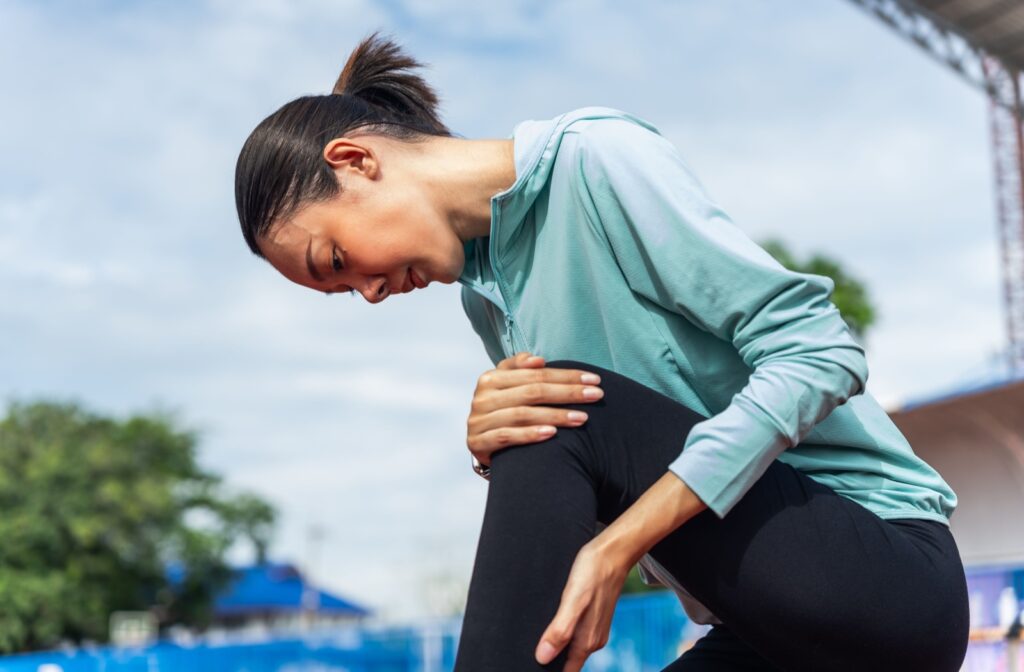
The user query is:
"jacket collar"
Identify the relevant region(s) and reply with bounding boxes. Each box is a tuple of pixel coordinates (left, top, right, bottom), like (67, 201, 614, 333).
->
(458, 106, 659, 296)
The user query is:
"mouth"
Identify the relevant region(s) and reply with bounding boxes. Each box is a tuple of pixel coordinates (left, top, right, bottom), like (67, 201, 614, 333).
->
(394, 268, 427, 295)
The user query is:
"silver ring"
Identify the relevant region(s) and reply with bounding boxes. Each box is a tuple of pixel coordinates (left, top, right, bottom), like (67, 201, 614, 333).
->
(471, 455, 492, 481)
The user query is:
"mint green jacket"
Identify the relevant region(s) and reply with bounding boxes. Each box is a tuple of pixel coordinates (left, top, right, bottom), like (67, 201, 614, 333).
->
(458, 106, 957, 528)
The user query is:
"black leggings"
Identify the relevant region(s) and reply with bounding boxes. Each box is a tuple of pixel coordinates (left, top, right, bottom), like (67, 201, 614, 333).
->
(453, 360, 970, 672)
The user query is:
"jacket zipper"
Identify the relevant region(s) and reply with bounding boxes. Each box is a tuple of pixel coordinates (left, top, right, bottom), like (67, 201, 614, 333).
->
(505, 313, 517, 354)
(458, 241, 527, 357)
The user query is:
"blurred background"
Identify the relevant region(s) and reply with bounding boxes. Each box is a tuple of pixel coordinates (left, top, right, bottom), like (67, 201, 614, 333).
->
(1, 0, 1022, 670)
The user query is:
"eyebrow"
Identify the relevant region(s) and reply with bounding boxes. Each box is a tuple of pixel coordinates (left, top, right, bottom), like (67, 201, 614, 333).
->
(305, 238, 325, 283)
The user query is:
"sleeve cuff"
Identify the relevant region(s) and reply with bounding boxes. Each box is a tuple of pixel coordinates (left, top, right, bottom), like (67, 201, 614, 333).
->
(667, 404, 788, 519)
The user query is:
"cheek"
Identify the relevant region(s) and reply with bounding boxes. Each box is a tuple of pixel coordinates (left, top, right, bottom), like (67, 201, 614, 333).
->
(351, 201, 442, 268)
(349, 229, 412, 269)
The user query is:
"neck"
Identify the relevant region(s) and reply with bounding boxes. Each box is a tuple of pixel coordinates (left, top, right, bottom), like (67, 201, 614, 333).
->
(421, 136, 517, 243)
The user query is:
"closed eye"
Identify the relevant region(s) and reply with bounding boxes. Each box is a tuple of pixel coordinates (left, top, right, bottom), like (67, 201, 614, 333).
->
(328, 246, 355, 295)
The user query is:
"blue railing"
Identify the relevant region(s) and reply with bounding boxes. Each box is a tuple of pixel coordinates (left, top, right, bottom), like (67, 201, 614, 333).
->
(0, 591, 691, 672)
(3, 583, 1018, 671)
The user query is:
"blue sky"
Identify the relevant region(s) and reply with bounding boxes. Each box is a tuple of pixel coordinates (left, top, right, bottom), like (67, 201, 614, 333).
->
(0, 0, 1005, 619)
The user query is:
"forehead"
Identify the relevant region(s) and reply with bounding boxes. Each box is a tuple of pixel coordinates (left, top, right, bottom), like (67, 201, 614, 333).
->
(260, 220, 321, 289)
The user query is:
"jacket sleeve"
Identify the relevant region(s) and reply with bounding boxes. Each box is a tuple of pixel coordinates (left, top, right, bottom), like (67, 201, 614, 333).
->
(577, 118, 869, 519)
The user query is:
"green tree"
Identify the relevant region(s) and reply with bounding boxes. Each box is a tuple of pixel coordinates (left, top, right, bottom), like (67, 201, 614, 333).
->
(0, 400, 276, 652)
(622, 238, 878, 595)
(758, 238, 876, 342)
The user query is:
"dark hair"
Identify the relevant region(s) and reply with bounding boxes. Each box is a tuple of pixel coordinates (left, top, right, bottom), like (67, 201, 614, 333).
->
(234, 30, 454, 257)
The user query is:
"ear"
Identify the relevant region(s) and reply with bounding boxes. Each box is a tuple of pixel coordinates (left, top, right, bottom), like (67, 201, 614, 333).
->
(323, 138, 379, 178)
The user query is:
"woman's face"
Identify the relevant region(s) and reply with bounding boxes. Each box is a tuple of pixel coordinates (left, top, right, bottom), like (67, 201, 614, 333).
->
(258, 136, 466, 303)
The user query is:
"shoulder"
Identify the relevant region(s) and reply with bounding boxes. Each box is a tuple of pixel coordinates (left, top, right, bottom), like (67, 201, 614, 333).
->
(558, 108, 680, 178)
(563, 107, 665, 148)
(559, 110, 721, 220)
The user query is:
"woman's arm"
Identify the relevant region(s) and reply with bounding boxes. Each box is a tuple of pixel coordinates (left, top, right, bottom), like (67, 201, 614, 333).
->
(577, 116, 869, 520)
(594, 472, 707, 568)
(534, 473, 706, 670)
(535, 116, 869, 669)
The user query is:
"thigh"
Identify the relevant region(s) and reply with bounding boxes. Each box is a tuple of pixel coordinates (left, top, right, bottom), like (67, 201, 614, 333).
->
(544, 360, 969, 672)
(647, 464, 968, 672)
(663, 625, 784, 671)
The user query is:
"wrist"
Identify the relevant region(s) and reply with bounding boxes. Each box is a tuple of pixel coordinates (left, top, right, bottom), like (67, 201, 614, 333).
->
(593, 524, 647, 571)
(594, 472, 708, 568)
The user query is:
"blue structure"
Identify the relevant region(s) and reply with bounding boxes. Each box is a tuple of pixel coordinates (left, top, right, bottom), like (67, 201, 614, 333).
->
(212, 562, 370, 622)
(162, 560, 370, 628)
(0, 590, 689, 672)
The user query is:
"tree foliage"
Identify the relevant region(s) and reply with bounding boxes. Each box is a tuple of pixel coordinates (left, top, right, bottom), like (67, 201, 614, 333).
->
(0, 401, 276, 652)
(758, 238, 876, 342)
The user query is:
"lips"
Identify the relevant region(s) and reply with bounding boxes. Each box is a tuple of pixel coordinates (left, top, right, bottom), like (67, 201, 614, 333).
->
(394, 268, 427, 295)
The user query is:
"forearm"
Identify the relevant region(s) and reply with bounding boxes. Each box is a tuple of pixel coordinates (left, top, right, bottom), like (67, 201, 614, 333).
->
(593, 471, 708, 569)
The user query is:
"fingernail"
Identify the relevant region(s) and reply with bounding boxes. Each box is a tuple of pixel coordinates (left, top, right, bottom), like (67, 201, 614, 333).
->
(537, 426, 557, 436)
(567, 411, 588, 422)
(581, 373, 601, 384)
(536, 641, 558, 664)
(583, 387, 604, 400)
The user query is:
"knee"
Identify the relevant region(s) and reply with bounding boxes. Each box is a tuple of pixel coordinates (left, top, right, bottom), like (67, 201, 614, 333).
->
(488, 420, 595, 487)
(540, 360, 621, 431)
(525, 361, 639, 468)
(543, 359, 693, 417)
(542, 359, 707, 439)
(482, 363, 614, 474)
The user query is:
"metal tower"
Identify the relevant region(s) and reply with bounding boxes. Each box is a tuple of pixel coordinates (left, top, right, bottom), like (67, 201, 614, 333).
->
(846, 0, 1024, 373)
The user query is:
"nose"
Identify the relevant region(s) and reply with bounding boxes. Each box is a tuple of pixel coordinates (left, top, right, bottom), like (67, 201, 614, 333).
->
(359, 276, 390, 304)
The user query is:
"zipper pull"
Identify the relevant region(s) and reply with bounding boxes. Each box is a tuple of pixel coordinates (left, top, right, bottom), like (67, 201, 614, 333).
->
(504, 313, 516, 352)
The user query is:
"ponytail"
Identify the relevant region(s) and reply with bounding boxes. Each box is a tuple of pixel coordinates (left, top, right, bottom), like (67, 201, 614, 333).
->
(332, 31, 449, 136)
(235, 30, 453, 257)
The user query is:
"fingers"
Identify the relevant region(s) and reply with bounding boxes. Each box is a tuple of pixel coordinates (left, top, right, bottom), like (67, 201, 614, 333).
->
(563, 645, 592, 672)
(472, 376, 602, 425)
(482, 352, 601, 395)
(536, 598, 609, 672)
(474, 405, 590, 432)
(481, 367, 601, 391)
(467, 424, 557, 466)
(466, 404, 587, 461)
(473, 381, 604, 416)
(536, 592, 608, 671)
(466, 388, 601, 465)
(468, 353, 604, 466)
(535, 596, 582, 666)
(496, 351, 544, 370)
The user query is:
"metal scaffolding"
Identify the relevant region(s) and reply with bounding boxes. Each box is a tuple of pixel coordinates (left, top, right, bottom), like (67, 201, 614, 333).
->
(846, 0, 1024, 372)
(984, 56, 1024, 371)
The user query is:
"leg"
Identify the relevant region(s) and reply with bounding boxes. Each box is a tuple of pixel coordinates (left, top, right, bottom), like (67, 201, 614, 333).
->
(454, 360, 969, 672)
(663, 624, 784, 671)
(453, 396, 600, 671)
(558, 360, 969, 672)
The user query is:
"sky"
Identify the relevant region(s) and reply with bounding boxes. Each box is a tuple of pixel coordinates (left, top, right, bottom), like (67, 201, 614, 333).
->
(0, 0, 1009, 620)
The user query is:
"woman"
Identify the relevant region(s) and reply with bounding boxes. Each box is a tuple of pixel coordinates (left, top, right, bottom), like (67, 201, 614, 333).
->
(234, 31, 970, 671)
